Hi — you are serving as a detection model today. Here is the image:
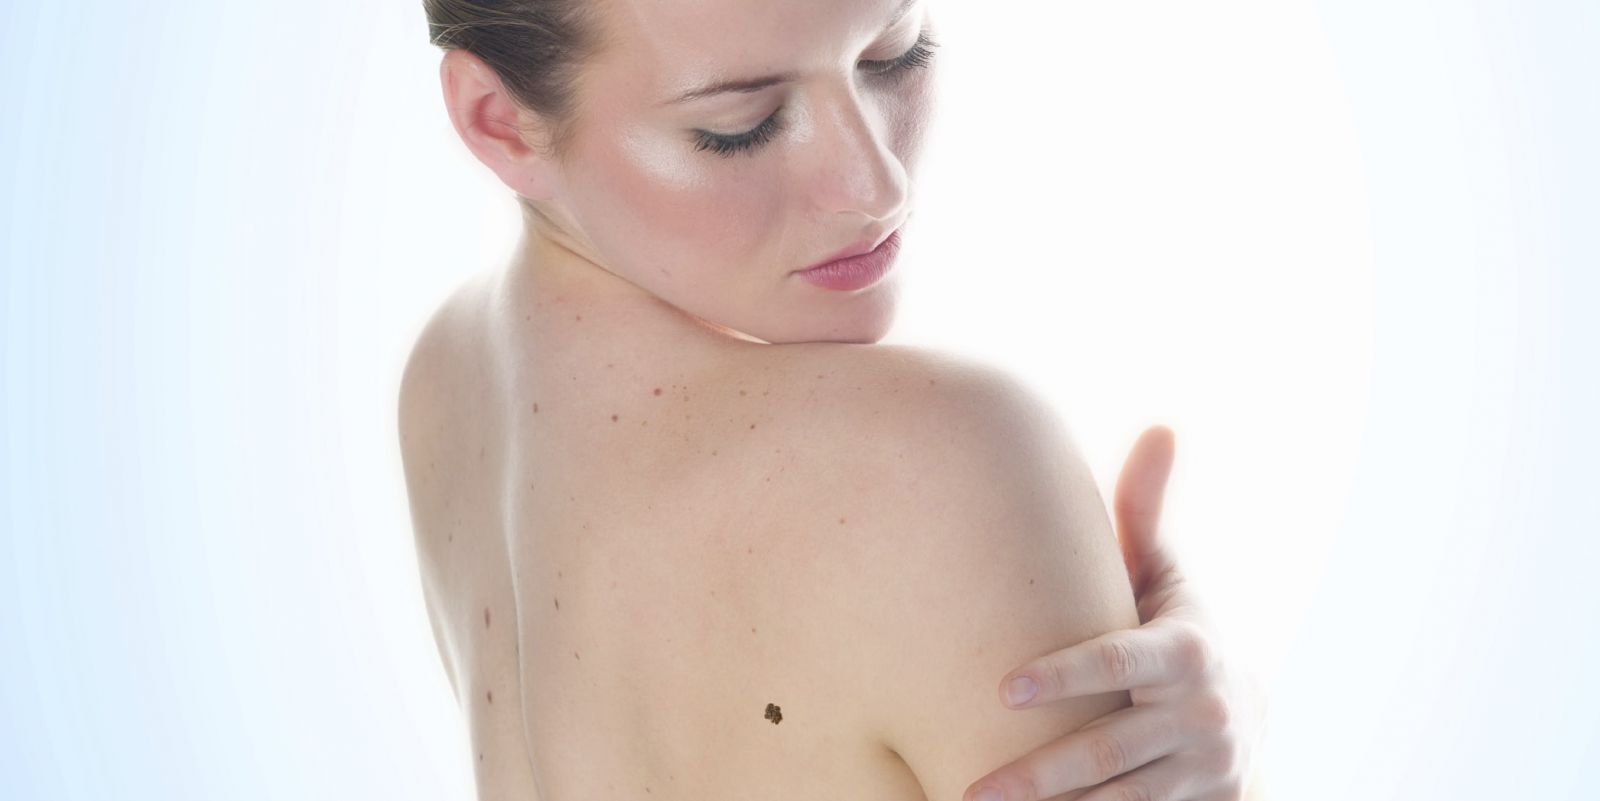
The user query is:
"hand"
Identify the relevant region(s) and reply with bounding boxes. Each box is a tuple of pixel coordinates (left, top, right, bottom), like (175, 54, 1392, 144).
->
(964, 425, 1270, 801)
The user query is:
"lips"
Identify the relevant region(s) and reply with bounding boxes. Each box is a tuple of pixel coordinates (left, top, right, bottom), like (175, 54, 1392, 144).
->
(802, 227, 900, 273)
(794, 228, 902, 291)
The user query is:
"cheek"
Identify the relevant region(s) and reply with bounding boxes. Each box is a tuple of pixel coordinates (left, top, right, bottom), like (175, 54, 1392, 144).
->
(582, 128, 784, 285)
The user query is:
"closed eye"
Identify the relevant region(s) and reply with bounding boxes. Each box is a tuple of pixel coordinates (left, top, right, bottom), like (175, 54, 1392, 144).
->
(692, 28, 941, 158)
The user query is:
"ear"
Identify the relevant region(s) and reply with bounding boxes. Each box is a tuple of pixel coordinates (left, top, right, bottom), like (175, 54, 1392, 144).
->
(438, 49, 562, 202)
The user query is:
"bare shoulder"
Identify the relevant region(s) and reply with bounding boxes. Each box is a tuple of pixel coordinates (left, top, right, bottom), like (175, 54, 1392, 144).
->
(768, 343, 1142, 801)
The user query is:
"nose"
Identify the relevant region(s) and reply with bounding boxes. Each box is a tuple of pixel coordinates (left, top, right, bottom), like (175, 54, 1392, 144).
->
(806, 86, 910, 225)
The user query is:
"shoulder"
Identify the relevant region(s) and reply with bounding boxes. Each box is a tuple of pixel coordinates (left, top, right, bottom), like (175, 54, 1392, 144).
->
(768, 343, 1142, 801)
(397, 271, 499, 555)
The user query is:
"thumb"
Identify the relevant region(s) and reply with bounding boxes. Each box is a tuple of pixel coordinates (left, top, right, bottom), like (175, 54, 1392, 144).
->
(1114, 424, 1177, 598)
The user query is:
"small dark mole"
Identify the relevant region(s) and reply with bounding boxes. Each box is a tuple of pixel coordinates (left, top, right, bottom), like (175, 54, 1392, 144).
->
(816, 374, 825, 379)
(712, 449, 718, 456)
(749, 423, 757, 430)
(751, 626, 756, 633)
(765, 703, 783, 724)
(479, 752, 484, 762)
(747, 546, 751, 553)
(558, 570, 563, 578)
(839, 516, 847, 524)
(574, 651, 580, 660)
(554, 597, 560, 610)
(739, 389, 747, 396)
(640, 420, 648, 426)
(1029, 578, 1035, 584)
(929, 378, 936, 385)
(486, 689, 493, 704)
(575, 314, 583, 321)
(611, 414, 619, 422)
(484, 606, 491, 628)
(448, 533, 454, 543)
(533, 403, 539, 413)
(607, 362, 614, 368)
(653, 387, 662, 396)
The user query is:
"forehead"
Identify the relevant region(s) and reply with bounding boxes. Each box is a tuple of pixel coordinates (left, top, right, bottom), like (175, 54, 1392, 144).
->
(594, 0, 917, 100)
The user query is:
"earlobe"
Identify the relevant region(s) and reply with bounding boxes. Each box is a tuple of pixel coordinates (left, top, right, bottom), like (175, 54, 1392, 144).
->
(438, 49, 560, 201)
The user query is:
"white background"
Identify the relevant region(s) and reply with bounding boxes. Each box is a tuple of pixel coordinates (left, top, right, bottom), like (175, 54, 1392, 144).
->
(2, 0, 1595, 798)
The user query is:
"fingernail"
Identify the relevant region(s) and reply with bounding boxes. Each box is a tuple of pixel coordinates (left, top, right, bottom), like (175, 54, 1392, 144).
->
(1006, 676, 1037, 706)
(975, 786, 1004, 801)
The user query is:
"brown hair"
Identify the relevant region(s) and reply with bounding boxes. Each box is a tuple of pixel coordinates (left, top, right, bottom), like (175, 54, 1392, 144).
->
(423, 0, 612, 213)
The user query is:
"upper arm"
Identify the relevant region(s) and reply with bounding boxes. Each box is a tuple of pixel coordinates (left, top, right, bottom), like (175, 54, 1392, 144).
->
(397, 304, 472, 705)
(837, 357, 1142, 801)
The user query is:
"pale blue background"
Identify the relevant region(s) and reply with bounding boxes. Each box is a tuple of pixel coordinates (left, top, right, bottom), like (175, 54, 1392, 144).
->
(2, 0, 1596, 799)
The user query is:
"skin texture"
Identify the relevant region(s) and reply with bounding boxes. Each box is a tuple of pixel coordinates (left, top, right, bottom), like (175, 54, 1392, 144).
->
(415, 0, 1268, 798)
(444, 0, 937, 345)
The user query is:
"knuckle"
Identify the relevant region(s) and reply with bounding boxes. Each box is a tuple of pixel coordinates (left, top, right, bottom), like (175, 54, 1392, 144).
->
(1035, 656, 1065, 701)
(1191, 690, 1234, 733)
(1103, 639, 1139, 685)
(1205, 738, 1241, 777)
(1112, 781, 1154, 801)
(1173, 622, 1215, 676)
(1087, 734, 1128, 784)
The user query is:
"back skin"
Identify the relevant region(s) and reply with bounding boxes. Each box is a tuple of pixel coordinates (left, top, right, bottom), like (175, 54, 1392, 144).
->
(398, 268, 1141, 801)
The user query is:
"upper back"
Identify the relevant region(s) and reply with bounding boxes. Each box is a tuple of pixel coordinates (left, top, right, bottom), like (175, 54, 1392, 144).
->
(398, 278, 1138, 801)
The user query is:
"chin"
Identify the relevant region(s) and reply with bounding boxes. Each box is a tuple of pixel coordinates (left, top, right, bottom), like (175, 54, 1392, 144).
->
(765, 284, 900, 345)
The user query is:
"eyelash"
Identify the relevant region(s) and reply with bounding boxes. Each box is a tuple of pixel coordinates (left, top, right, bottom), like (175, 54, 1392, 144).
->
(692, 30, 940, 158)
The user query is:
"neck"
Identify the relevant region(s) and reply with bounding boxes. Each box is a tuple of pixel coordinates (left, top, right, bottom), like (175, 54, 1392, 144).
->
(497, 208, 769, 350)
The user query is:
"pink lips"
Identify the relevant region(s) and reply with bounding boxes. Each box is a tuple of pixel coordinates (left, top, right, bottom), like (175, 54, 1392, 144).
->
(796, 229, 903, 291)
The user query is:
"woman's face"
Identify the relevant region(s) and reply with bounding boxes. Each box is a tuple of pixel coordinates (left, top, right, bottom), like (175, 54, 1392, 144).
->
(536, 0, 939, 344)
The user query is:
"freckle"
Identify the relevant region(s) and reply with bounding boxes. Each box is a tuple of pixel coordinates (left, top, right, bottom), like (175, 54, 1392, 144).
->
(555, 597, 560, 610)
(607, 362, 614, 368)
(747, 546, 751, 553)
(739, 389, 747, 396)
(816, 374, 825, 379)
(448, 533, 453, 542)
(479, 752, 484, 761)
(558, 570, 563, 578)
(762, 390, 769, 396)
(654, 387, 662, 396)
(611, 414, 619, 422)
(751, 627, 756, 633)
(641, 420, 647, 426)
(1029, 578, 1035, 584)
(574, 314, 582, 321)
(839, 516, 846, 524)
(484, 606, 491, 627)
(712, 449, 718, 456)
(486, 689, 493, 703)
(533, 402, 539, 413)
(929, 378, 936, 385)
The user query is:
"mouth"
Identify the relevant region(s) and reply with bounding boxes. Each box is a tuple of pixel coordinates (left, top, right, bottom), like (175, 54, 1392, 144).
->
(793, 228, 903, 292)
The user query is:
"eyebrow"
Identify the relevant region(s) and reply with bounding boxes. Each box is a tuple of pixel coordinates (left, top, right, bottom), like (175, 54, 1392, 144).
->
(665, 0, 918, 105)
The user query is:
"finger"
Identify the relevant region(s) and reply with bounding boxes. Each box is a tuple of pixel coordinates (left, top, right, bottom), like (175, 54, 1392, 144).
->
(1002, 621, 1208, 706)
(1074, 753, 1197, 801)
(964, 703, 1185, 801)
(1113, 425, 1176, 599)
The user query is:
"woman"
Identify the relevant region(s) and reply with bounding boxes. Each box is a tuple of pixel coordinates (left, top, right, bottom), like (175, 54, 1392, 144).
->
(398, 1, 1269, 799)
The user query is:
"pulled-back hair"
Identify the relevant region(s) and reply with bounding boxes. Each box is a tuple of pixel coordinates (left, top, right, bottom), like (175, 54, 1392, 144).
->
(424, 0, 612, 214)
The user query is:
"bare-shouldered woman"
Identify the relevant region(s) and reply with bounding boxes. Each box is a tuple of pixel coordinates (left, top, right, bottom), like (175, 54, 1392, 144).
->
(401, 1, 1266, 800)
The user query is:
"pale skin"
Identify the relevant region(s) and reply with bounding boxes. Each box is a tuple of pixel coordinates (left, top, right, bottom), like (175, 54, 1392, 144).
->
(423, 0, 1270, 797)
